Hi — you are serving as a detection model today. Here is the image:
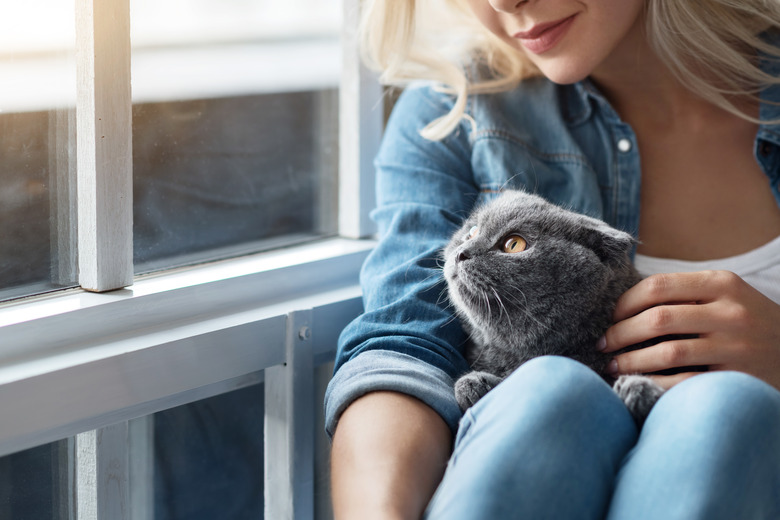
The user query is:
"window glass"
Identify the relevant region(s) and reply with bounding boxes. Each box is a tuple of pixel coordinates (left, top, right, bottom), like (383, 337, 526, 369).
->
(0, 2, 78, 301)
(131, 1, 341, 273)
(154, 384, 264, 519)
(0, 440, 73, 518)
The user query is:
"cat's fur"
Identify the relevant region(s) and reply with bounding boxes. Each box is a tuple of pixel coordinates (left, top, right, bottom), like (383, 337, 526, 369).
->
(443, 190, 664, 425)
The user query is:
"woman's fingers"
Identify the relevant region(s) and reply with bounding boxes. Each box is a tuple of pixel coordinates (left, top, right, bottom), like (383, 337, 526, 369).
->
(602, 302, 713, 353)
(612, 271, 741, 322)
(609, 336, 715, 375)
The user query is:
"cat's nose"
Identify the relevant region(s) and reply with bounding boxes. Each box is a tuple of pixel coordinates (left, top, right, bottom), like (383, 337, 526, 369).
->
(457, 251, 470, 262)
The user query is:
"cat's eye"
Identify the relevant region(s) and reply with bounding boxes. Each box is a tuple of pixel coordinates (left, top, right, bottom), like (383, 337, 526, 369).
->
(502, 235, 527, 253)
(466, 225, 479, 240)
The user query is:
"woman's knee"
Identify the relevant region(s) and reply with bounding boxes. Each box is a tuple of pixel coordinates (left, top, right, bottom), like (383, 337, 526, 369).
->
(611, 371, 780, 519)
(465, 355, 631, 439)
(441, 356, 637, 519)
(651, 370, 780, 430)
(484, 355, 609, 408)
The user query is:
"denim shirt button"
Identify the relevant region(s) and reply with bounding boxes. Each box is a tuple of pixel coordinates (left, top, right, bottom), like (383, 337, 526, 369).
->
(617, 138, 632, 153)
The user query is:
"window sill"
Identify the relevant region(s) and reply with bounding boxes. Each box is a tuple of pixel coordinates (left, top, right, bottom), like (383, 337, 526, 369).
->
(0, 237, 373, 456)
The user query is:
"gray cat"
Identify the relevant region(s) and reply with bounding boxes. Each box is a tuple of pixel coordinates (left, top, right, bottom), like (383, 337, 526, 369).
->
(443, 190, 664, 426)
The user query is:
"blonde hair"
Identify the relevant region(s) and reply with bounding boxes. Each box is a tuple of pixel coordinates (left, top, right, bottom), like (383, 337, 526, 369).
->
(359, 0, 780, 140)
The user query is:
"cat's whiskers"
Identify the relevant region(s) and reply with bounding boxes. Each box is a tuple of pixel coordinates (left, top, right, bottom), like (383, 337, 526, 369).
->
(470, 273, 491, 317)
(503, 289, 555, 333)
(466, 290, 496, 369)
(436, 286, 452, 308)
(499, 172, 528, 193)
(468, 335, 491, 367)
(490, 287, 510, 324)
(420, 265, 448, 286)
(480, 288, 492, 321)
(436, 286, 462, 319)
(440, 313, 461, 329)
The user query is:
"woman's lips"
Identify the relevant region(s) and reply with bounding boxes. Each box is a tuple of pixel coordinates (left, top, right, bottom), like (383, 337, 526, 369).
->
(514, 14, 577, 55)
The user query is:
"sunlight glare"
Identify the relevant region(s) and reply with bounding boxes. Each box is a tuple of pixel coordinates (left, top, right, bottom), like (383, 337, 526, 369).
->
(0, 1, 75, 55)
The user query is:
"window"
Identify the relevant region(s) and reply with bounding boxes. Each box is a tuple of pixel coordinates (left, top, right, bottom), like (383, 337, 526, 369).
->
(0, 0, 382, 517)
(130, 1, 341, 272)
(153, 385, 265, 518)
(0, 440, 71, 518)
(0, 2, 78, 300)
(1, 1, 347, 298)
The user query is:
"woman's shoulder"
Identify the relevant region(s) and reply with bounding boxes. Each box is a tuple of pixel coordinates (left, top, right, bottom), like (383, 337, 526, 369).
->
(379, 83, 475, 163)
(392, 81, 460, 111)
(386, 82, 466, 136)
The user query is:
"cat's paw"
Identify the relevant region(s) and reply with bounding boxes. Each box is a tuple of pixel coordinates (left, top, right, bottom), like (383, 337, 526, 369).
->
(454, 371, 503, 411)
(613, 375, 665, 427)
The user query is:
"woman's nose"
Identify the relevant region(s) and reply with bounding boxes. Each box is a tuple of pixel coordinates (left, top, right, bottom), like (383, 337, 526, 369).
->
(488, 0, 527, 14)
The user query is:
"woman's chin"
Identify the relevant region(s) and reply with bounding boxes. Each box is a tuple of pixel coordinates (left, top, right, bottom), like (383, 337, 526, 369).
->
(535, 62, 593, 86)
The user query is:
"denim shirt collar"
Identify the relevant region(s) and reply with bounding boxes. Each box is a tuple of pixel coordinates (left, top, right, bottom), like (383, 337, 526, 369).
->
(564, 80, 598, 126)
(565, 79, 626, 127)
(758, 34, 780, 143)
(754, 30, 780, 182)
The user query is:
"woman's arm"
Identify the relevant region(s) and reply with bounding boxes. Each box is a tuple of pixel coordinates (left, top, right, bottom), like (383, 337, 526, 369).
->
(326, 85, 478, 517)
(331, 392, 452, 520)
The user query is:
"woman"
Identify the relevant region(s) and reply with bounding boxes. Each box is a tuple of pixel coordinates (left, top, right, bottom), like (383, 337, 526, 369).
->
(326, 0, 780, 518)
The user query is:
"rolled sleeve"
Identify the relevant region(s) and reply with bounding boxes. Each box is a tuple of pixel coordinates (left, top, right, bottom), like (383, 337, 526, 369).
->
(324, 350, 463, 438)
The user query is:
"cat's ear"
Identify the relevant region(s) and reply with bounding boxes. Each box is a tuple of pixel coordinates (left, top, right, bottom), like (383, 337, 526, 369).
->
(578, 218, 636, 264)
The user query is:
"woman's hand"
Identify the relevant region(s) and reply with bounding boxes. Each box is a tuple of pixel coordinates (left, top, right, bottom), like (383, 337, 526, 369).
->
(601, 270, 780, 390)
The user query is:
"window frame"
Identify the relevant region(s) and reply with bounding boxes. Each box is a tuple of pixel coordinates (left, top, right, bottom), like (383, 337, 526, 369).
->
(0, 0, 382, 517)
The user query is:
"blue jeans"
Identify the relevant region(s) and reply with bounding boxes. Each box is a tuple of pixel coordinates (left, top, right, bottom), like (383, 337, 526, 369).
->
(424, 356, 780, 519)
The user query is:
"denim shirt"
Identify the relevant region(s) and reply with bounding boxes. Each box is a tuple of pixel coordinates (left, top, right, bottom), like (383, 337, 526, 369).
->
(324, 70, 780, 437)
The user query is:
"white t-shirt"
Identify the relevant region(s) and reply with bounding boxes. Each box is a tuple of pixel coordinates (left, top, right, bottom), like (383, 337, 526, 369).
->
(634, 234, 780, 305)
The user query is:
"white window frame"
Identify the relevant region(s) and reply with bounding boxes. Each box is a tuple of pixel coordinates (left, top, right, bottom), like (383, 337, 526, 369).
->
(0, 0, 383, 518)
